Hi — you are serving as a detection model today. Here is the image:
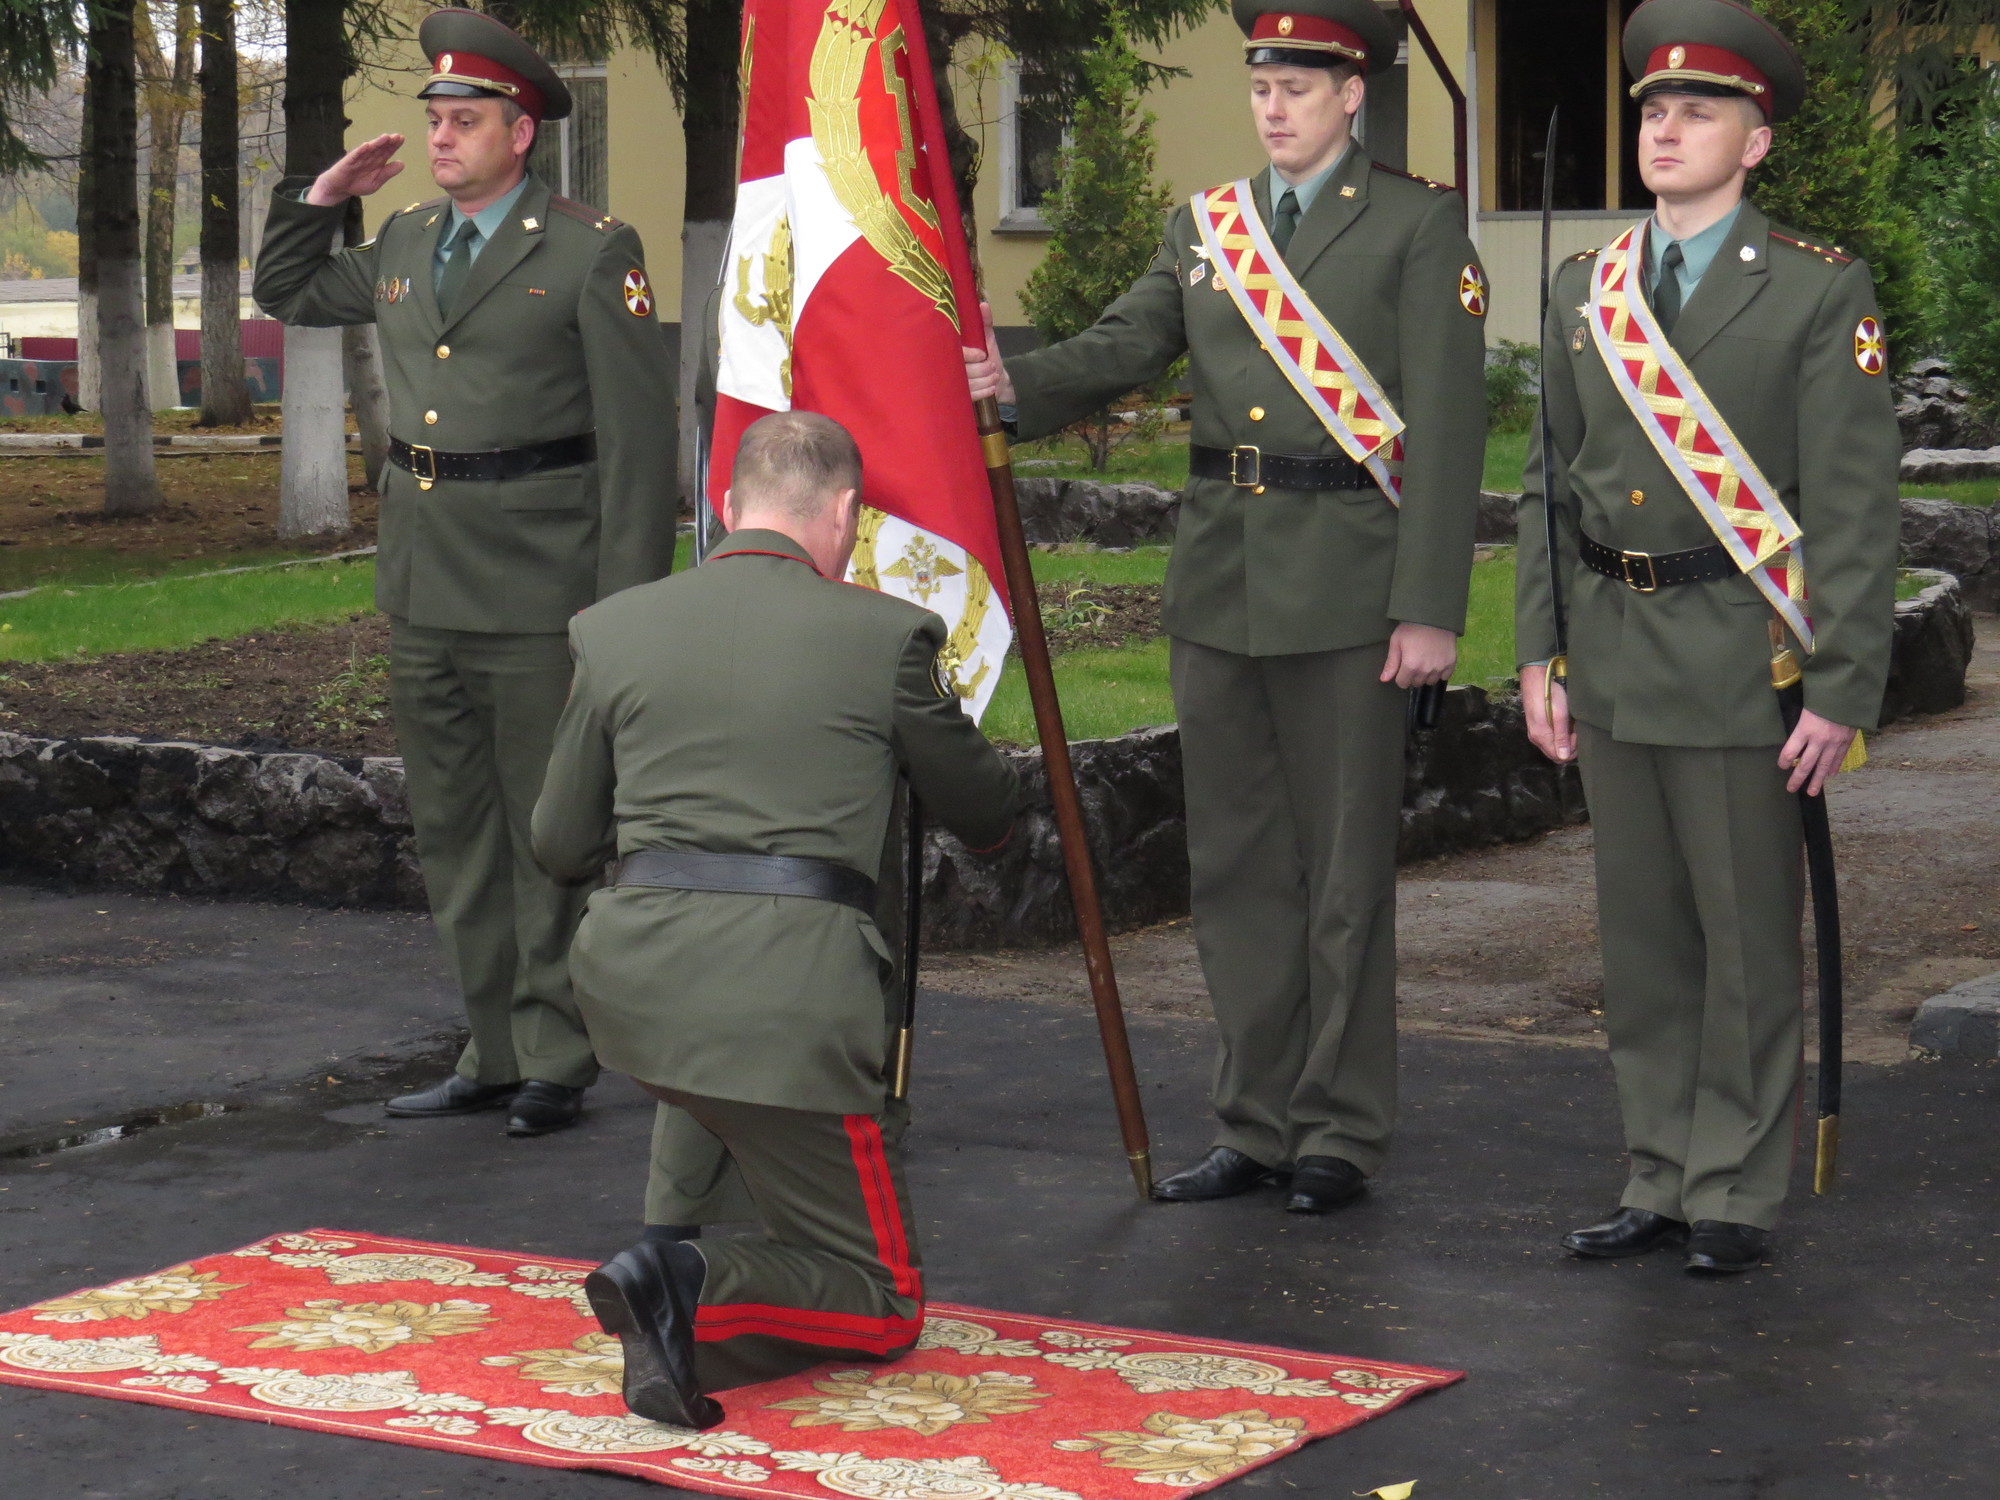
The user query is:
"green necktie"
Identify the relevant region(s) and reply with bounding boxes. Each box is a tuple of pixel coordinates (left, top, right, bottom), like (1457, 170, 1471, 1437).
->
(436, 218, 479, 318)
(1653, 240, 1686, 337)
(1272, 187, 1300, 258)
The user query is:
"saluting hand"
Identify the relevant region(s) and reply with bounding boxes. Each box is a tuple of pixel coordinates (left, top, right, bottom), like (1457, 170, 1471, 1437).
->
(305, 134, 408, 207)
(1521, 662, 1576, 764)
(963, 302, 1015, 405)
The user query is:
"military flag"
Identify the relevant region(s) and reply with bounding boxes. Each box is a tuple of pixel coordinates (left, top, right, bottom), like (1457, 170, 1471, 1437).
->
(711, 0, 1011, 719)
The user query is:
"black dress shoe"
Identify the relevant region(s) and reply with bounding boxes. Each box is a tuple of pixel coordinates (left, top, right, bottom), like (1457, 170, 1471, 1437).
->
(506, 1081, 585, 1137)
(383, 1074, 520, 1118)
(1684, 1220, 1769, 1275)
(1285, 1155, 1367, 1214)
(1561, 1207, 1690, 1259)
(586, 1240, 723, 1429)
(1152, 1146, 1284, 1202)
(642, 1224, 702, 1244)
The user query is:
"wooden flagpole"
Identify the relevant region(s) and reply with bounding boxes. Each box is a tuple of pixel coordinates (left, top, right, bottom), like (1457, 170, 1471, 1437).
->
(971, 395, 1154, 1201)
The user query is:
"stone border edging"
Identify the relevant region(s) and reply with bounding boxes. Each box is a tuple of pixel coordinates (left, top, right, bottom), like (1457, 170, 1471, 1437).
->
(0, 684, 1585, 951)
(1910, 972, 2000, 1062)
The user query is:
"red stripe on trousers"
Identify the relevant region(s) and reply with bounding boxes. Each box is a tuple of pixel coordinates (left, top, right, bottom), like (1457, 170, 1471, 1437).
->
(691, 1113, 923, 1351)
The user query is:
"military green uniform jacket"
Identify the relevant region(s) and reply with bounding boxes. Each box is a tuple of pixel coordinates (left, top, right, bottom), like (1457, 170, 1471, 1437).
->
(1516, 201, 1901, 745)
(1006, 148, 1488, 655)
(530, 530, 1022, 1114)
(253, 175, 677, 633)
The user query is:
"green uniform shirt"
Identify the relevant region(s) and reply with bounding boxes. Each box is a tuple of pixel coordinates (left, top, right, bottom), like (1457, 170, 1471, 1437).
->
(1516, 200, 1901, 744)
(531, 530, 1022, 1114)
(253, 174, 678, 633)
(1005, 147, 1488, 656)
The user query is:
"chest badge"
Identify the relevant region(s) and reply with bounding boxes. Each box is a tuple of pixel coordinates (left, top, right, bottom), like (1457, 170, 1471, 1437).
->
(1189, 262, 1207, 288)
(1571, 325, 1587, 353)
(1458, 264, 1488, 318)
(1854, 316, 1886, 376)
(622, 267, 655, 318)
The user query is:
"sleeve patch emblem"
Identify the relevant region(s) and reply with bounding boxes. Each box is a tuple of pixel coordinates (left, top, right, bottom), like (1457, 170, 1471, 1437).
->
(932, 653, 956, 699)
(1854, 316, 1886, 376)
(1458, 264, 1488, 318)
(622, 268, 655, 318)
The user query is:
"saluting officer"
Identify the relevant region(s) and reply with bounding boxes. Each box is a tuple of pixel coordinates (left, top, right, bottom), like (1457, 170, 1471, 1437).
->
(1517, 0, 1899, 1273)
(254, 9, 678, 1137)
(532, 412, 1020, 1426)
(966, 0, 1487, 1213)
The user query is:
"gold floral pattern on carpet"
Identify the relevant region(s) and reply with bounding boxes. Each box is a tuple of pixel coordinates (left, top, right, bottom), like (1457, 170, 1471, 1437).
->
(772, 1450, 1085, 1499)
(1058, 1409, 1306, 1485)
(1040, 1349, 1340, 1398)
(236, 1299, 494, 1354)
(30, 1267, 244, 1324)
(915, 1317, 1043, 1358)
(507, 1264, 594, 1317)
(767, 1368, 1050, 1435)
(0, 1331, 222, 1376)
(481, 1332, 624, 1397)
(213, 1365, 487, 1414)
(485, 1407, 774, 1456)
(267, 1252, 510, 1289)
(231, 1234, 357, 1258)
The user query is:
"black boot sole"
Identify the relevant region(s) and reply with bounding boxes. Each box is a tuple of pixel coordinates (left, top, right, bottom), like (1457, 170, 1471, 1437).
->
(1561, 1231, 1690, 1259)
(584, 1261, 723, 1430)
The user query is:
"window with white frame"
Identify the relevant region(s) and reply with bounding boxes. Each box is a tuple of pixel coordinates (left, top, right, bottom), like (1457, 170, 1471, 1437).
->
(996, 59, 1067, 233)
(529, 64, 610, 212)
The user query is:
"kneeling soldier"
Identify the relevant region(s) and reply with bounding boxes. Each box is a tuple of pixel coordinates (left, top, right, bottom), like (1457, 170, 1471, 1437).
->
(532, 412, 1020, 1426)
(1517, 0, 1899, 1273)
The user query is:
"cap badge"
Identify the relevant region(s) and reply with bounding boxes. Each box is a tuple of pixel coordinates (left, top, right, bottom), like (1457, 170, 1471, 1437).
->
(1458, 264, 1488, 319)
(1277, 14, 1294, 34)
(438, 52, 453, 71)
(1667, 45, 1685, 68)
(1854, 316, 1886, 376)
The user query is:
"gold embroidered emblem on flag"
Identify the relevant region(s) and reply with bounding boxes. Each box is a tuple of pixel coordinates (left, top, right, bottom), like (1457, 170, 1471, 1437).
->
(1587, 220, 1812, 648)
(1191, 179, 1405, 505)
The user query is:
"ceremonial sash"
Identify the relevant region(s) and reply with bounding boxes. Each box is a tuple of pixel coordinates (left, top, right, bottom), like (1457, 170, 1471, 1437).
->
(1192, 179, 1404, 505)
(1587, 221, 1813, 648)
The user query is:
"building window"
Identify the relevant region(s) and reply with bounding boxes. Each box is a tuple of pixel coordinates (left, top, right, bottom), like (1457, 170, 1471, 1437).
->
(1492, 0, 1646, 210)
(530, 65, 609, 212)
(996, 60, 1067, 233)
(1358, 38, 1411, 172)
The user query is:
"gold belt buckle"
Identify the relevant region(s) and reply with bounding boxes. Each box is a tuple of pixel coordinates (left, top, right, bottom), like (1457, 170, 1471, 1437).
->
(1229, 444, 1262, 488)
(407, 442, 438, 491)
(1620, 549, 1658, 593)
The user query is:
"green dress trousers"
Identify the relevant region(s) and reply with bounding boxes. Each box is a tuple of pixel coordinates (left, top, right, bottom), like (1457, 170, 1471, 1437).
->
(390, 620, 598, 1088)
(1170, 635, 1408, 1174)
(1576, 720, 1806, 1229)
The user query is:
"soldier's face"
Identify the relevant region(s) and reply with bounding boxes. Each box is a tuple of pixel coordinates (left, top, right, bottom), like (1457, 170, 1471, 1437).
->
(425, 98, 534, 201)
(1637, 93, 1771, 201)
(1251, 65, 1364, 178)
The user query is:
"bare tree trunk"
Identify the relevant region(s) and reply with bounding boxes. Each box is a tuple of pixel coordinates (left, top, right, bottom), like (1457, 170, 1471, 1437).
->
(197, 0, 251, 425)
(342, 324, 389, 489)
(91, 0, 164, 516)
(77, 67, 100, 412)
(277, 0, 350, 538)
(676, 0, 740, 513)
(137, 0, 196, 409)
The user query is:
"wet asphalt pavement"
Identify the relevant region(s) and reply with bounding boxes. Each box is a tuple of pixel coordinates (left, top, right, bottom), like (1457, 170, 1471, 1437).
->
(1, 880, 1996, 1499)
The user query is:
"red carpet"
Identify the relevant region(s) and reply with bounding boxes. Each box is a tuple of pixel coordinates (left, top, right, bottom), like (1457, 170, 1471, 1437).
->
(0, 1229, 1460, 1497)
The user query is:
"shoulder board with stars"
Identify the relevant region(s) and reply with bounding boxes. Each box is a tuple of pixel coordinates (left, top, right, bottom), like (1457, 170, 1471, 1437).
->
(1370, 162, 1449, 193)
(549, 196, 623, 232)
(1768, 231, 1852, 265)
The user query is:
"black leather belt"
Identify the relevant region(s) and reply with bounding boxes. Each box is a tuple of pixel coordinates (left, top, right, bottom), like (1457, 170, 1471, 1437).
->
(388, 432, 596, 485)
(1580, 531, 1737, 592)
(613, 849, 876, 914)
(1189, 443, 1373, 492)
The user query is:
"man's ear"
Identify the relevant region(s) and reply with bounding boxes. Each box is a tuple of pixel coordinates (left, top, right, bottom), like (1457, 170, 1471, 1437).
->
(1742, 122, 1773, 172)
(720, 487, 740, 533)
(512, 113, 537, 162)
(835, 487, 862, 531)
(1343, 70, 1366, 121)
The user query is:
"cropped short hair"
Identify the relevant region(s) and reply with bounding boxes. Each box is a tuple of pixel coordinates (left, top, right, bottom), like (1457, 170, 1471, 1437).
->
(730, 411, 864, 521)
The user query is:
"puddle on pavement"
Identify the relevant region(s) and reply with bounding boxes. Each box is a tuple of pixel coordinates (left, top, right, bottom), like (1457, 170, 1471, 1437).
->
(0, 1100, 243, 1160)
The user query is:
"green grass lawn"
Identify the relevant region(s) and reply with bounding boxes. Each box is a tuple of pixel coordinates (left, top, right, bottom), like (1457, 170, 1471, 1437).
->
(0, 555, 379, 662)
(1485, 426, 1528, 493)
(1009, 432, 1192, 489)
(1901, 479, 2000, 507)
(0, 543, 358, 595)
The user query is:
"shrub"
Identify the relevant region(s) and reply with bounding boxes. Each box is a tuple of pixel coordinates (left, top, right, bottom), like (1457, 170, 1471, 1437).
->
(1486, 339, 1539, 431)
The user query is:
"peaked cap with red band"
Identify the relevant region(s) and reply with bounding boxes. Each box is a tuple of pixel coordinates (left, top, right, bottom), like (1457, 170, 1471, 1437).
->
(1622, 0, 1804, 122)
(417, 7, 571, 123)
(1231, 0, 1399, 74)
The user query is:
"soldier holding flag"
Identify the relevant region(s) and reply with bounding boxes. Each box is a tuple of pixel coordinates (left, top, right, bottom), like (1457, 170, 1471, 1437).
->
(967, 0, 1487, 1214)
(1516, 0, 1899, 1273)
